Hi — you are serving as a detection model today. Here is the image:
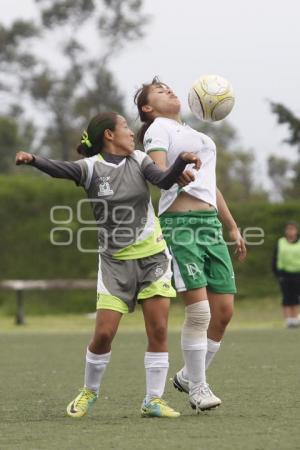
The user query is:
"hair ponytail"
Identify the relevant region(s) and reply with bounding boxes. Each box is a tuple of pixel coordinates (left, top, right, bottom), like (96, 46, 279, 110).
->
(77, 142, 91, 157)
(137, 119, 154, 144)
(77, 112, 118, 157)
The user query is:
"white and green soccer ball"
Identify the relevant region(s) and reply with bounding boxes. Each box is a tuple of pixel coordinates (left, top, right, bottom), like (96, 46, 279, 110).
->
(188, 74, 235, 122)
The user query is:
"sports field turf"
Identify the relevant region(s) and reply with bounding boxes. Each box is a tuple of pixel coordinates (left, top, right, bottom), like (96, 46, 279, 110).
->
(1, 317, 300, 450)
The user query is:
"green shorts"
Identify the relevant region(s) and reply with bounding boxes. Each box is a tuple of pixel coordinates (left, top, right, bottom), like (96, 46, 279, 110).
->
(96, 249, 176, 314)
(160, 210, 237, 294)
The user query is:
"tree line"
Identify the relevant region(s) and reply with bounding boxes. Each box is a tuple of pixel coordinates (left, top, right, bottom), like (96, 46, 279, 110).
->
(0, 0, 299, 202)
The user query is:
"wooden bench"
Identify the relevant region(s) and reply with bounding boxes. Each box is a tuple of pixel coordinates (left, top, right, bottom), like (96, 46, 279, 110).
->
(0, 279, 96, 325)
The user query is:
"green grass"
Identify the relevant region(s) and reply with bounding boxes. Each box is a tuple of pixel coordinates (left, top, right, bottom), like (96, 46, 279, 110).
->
(0, 296, 285, 332)
(1, 322, 300, 449)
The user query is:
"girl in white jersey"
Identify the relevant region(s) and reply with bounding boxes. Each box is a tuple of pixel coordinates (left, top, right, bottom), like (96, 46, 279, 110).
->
(16, 112, 201, 419)
(134, 78, 247, 412)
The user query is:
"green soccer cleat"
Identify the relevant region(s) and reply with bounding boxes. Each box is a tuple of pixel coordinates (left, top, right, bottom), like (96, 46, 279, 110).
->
(66, 387, 97, 418)
(141, 397, 180, 418)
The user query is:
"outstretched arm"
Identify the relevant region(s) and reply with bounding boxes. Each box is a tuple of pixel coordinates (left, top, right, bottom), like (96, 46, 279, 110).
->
(143, 152, 201, 190)
(147, 150, 197, 187)
(216, 188, 247, 261)
(16, 152, 82, 185)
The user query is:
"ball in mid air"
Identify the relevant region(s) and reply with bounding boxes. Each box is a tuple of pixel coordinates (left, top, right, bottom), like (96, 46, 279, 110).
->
(188, 74, 235, 122)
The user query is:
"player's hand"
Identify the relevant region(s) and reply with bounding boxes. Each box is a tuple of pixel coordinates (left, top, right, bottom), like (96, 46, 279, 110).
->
(180, 152, 201, 170)
(177, 170, 196, 187)
(16, 151, 34, 165)
(177, 153, 201, 186)
(229, 228, 247, 261)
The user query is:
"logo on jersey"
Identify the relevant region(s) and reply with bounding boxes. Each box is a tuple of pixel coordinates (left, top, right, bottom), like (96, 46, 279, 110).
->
(185, 263, 202, 280)
(97, 177, 114, 196)
(154, 266, 164, 278)
(145, 138, 152, 145)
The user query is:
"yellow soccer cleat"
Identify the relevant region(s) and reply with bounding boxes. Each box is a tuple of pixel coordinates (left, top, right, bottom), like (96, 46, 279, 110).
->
(66, 387, 97, 418)
(141, 397, 180, 418)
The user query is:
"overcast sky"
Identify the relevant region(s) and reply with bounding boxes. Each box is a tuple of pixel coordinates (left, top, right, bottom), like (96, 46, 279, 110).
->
(2, 0, 300, 186)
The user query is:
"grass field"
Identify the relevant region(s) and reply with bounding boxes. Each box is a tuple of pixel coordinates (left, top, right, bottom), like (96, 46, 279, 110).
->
(0, 296, 287, 332)
(1, 302, 300, 450)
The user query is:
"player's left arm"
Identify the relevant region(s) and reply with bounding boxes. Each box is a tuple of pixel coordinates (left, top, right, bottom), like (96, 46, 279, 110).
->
(216, 187, 247, 261)
(143, 153, 201, 189)
(148, 151, 197, 187)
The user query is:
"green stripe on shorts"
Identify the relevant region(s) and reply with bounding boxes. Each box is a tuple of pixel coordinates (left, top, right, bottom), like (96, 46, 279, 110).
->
(138, 279, 176, 300)
(97, 293, 129, 314)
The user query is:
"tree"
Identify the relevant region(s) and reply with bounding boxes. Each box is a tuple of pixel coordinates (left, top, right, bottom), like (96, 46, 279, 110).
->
(0, 116, 35, 173)
(0, 0, 150, 167)
(185, 115, 268, 202)
(267, 155, 292, 200)
(0, 19, 39, 172)
(268, 102, 300, 199)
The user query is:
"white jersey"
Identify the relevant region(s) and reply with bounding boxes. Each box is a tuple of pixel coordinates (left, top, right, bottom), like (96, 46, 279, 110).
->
(144, 117, 217, 215)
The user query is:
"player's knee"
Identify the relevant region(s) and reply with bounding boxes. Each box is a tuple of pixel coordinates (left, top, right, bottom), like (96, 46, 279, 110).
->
(148, 322, 167, 344)
(93, 327, 115, 347)
(219, 316, 231, 331)
(184, 301, 211, 331)
(220, 305, 234, 325)
(213, 311, 233, 333)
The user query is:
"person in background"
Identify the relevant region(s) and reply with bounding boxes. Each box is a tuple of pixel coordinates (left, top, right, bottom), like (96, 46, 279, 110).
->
(272, 222, 300, 328)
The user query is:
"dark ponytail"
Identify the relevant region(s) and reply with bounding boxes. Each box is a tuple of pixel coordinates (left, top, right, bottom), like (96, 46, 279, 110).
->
(77, 112, 118, 157)
(134, 77, 165, 144)
(136, 121, 154, 145)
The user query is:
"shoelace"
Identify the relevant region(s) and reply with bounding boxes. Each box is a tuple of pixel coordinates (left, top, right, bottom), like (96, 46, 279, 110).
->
(150, 398, 169, 407)
(198, 383, 213, 398)
(76, 388, 95, 409)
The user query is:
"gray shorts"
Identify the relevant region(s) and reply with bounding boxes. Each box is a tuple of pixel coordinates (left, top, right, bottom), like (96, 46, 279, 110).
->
(96, 249, 176, 313)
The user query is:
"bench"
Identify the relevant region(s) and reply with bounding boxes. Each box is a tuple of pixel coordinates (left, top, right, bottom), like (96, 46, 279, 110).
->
(0, 279, 96, 325)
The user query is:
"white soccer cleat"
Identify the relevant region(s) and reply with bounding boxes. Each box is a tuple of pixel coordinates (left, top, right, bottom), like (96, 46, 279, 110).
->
(189, 383, 221, 412)
(172, 368, 189, 394)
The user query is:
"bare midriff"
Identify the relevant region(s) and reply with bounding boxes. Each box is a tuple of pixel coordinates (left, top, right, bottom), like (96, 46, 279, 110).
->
(166, 191, 215, 213)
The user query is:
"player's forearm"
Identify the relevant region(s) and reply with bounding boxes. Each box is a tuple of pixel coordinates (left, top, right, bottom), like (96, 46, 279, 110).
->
(144, 155, 188, 189)
(216, 188, 238, 231)
(147, 151, 168, 171)
(31, 156, 82, 184)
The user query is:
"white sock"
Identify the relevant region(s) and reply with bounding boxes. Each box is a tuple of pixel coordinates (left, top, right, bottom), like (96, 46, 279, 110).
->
(84, 348, 111, 394)
(182, 365, 188, 380)
(181, 301, 210, 388)
(144, 352, 169, 403)
(182, 339, 221, 379)
(286, 317, 300, 326)
(206, 338, 221, 369)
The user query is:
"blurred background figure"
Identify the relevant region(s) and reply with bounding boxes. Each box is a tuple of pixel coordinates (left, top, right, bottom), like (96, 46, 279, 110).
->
(272, 222, 300, 328)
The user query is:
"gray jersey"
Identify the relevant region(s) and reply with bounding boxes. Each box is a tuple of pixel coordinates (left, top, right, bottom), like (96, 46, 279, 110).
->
(31, 150, 188, 259)
(76, 151, 166, 259)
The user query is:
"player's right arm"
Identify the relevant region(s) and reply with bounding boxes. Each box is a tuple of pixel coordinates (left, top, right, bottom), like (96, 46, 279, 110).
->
(16, 151, 82, 185)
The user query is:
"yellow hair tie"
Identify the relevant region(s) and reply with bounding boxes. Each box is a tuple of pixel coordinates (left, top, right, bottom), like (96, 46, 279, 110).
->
(81, 130, 92, 148)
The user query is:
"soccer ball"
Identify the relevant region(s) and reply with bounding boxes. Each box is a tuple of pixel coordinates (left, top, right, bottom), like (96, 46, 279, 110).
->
(188, 74, 235, 122)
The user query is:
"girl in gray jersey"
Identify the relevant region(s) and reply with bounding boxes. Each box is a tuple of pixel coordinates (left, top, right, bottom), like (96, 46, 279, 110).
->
(16, 112, 200, 419)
